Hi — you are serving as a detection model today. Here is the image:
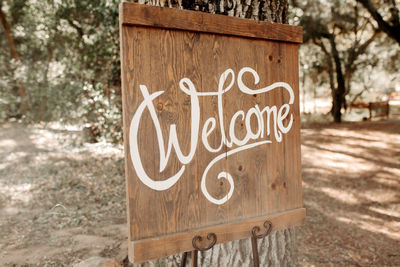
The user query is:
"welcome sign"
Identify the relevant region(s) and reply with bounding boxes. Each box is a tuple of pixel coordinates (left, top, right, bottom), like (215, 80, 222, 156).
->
(120, 3, 305, 263)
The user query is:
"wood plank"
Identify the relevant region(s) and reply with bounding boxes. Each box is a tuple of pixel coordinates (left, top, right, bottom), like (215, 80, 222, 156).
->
(120, 3, 303, 44)
(120, 3, 304, 263)
(121, 23, 303, 257)
(130, 208, 306, 263)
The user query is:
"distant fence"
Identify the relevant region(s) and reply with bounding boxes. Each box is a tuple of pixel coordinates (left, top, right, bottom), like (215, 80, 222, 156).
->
(351, 101, 390, 120)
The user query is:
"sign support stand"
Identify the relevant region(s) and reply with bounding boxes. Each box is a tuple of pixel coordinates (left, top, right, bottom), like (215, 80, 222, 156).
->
(181, 233, 217, 267)
(181, 221, 272, 266)
(251, 220, 273, 267)
(180, 251, 188, 267)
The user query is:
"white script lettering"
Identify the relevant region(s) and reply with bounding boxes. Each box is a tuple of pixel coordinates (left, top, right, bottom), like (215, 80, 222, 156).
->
(129, 67, 295, 205)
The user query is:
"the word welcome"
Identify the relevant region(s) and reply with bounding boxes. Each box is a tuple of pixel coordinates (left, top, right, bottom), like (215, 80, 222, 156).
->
(129, 67, 295, 205)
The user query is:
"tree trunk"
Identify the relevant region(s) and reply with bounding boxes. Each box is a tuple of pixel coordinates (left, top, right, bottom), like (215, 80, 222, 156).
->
(131, 0, 296, 266)
(332, 91, 343, 123)
(329, 34, 345, 123)
(0, 4, 28, 115)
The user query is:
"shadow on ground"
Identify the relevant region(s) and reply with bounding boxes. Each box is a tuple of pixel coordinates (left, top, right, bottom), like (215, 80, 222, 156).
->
(0, 120, 399, 266)
(298, 119, 400, 266)
(0, 123, 127, 266)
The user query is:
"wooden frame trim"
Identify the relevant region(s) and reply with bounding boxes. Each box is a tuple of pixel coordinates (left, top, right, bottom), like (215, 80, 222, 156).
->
(129, 208, 306, 263)
(120, 3, 303, 44)
(120, 4, 304, 263)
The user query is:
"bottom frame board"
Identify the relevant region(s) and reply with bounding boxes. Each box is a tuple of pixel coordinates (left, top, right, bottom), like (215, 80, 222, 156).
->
(129, 208, 306, 263)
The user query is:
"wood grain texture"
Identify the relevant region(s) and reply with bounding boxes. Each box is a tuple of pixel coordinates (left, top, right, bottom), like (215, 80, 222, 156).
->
(131, 208, 305, 263)
(120, 3, 303, 263)
(120, 3, 302, 44)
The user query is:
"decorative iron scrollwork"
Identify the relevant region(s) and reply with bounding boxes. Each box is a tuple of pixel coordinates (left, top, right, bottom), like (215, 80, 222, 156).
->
(251, 220, 273, 267)
(251, 220, 272, 239)
(192, 233, 217, 251)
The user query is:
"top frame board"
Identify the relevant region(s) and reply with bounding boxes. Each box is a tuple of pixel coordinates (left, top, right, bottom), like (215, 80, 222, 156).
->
(120, 3, 305, 263)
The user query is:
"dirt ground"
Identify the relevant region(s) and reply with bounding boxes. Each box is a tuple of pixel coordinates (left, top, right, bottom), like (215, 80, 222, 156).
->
(299, 120, 400, 266)
(0, 119, 399, 266)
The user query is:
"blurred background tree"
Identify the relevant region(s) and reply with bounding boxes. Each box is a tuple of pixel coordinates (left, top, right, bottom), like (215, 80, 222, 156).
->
(293, 0, 381, 122)
(291, 0, 400, 122)
(356, 0, 400, 44)
(0, 0, 122, 142)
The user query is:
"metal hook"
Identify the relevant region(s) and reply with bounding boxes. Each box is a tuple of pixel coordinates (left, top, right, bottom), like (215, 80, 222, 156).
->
(192, 233, 217, 251)
(251, 220, 272, 239)
(251, 220, 272, 267)
(190, 233, 217, 267)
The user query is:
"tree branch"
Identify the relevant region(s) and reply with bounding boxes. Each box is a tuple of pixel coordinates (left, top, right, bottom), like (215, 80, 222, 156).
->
(356, 0, 400, 44)
(66, 18, 84, 38)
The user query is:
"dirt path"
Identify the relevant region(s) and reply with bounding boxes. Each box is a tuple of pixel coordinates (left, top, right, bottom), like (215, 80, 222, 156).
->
(0, 123, 128, 266)
(299, 120, 400, 266)
(0, 120, 399, 266)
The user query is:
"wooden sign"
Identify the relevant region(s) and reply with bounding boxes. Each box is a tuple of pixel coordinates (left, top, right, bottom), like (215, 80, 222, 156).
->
(120, 3, 305, 263)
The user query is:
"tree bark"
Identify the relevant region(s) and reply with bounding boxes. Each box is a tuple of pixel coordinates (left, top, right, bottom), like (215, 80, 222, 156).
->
(131, 0, 296, 266)
(0, 3, 28, 115)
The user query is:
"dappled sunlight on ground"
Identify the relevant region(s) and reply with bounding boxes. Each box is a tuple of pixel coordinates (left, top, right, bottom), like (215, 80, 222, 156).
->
(0, 183, 33, 205)
(298, 119, 400, 266)
(0, 120, 399, 266)
(0, 123, 127, 266)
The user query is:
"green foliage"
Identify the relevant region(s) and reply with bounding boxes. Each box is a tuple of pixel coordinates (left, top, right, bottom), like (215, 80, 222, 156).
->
(81, 82, 123, 143)
(0, 0, 123, 142)
(1, 0, 399, 136)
